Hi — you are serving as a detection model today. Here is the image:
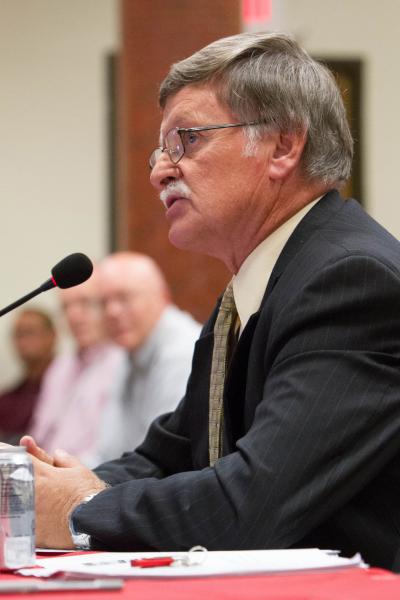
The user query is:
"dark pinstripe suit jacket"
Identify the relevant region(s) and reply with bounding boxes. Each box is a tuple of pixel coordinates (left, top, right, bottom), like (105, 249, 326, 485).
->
(74, 190, 400, 570)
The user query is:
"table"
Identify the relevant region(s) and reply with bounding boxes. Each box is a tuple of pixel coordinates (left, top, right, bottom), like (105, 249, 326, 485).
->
(1, 565, 400, 599)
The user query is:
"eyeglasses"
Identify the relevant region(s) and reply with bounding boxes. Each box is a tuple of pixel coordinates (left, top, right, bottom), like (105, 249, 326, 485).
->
(149, 122, 259, 169)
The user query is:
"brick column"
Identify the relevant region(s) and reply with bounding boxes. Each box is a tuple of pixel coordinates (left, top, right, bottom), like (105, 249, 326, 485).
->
(117, 0, 241, 322)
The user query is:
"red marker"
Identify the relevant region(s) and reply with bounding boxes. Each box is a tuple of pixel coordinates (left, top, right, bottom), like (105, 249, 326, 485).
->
(130, 556, 175, 568)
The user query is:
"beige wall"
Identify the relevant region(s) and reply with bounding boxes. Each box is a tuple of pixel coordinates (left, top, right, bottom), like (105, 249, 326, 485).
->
(0, 0, 118, 387)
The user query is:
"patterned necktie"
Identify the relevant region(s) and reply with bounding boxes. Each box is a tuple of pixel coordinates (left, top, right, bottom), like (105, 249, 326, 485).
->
(209, 281, 238, 466)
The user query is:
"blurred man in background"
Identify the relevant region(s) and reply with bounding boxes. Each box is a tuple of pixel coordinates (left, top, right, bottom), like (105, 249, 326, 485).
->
(30, 268, 123, 466)
(95, 251, 201, 462)
(0, 308, 56, 443)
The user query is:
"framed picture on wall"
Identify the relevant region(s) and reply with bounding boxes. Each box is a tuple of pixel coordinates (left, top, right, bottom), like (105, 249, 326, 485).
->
(317, 58, 363, 203)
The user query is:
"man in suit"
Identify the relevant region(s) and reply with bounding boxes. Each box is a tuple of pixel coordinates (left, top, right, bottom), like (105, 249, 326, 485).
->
(21, 32, 400, 569)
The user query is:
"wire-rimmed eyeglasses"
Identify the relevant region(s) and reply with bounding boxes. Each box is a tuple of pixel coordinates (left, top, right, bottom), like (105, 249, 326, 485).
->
(149, 122, 259, 169)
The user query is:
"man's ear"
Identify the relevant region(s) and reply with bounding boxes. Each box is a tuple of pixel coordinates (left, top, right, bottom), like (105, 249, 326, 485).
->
(269, 130, 307, 180)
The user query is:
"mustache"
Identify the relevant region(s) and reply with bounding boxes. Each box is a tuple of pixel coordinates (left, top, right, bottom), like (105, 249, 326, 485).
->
(159, 181, 192, 208)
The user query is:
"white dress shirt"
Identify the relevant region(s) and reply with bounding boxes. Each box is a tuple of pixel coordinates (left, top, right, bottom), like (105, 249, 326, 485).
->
(233, 198, 320, 332)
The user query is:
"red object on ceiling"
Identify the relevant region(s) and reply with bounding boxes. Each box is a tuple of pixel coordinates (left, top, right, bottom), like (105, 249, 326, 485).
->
(242, 0, 272, 23)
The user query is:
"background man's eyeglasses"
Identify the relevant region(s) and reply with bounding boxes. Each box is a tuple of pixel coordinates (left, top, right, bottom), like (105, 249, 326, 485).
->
(149, 122, 259, 169)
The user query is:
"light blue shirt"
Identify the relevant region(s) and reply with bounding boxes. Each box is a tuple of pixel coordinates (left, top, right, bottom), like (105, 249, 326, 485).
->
(96, 305, 201, 463)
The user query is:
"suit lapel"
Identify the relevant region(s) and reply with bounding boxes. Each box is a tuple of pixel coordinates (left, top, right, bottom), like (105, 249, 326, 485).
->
(223, 312, 260, 447)
(265, 189, 346, 293)
(193, 191, 346, 459)
(222, 190, 347, 451)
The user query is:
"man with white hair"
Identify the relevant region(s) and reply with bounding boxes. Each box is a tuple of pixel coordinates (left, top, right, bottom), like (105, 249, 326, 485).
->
(23, 33, 400, 570)
(95, 251, 201, 462)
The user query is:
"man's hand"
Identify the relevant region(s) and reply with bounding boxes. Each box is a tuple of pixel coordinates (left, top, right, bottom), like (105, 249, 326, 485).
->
(20, 437, 106, 549)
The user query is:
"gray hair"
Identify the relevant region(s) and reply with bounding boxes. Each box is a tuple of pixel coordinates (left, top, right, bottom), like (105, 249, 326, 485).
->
(159, 32, 353, 187)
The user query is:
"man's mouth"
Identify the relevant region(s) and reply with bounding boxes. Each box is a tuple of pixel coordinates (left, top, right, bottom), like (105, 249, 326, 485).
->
(160, 182, 192, 209)
(165, 195, 185, 209)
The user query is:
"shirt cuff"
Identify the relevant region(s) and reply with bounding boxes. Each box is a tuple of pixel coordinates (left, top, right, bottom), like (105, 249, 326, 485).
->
(68, 493, 97, 550)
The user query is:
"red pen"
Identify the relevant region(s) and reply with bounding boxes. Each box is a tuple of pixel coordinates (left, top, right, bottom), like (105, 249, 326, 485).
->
(130, 556, 175, 568)
(130, 546, 207, 568)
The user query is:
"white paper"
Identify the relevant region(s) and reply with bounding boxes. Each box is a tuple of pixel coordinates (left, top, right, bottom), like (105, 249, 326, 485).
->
(19, 548, 365, 579)
(36, 548, 76, 554)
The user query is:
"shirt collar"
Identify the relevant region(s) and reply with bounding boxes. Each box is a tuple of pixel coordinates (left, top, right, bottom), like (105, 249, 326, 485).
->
(232, 198, 321, 332)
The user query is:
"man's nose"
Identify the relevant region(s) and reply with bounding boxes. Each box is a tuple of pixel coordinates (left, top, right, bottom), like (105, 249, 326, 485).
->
(150, 153, 182, 192)
(103, 300, 120, 318)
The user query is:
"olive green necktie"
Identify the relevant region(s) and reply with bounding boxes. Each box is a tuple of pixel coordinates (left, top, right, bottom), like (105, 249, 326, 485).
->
(209, 281, 238, 466)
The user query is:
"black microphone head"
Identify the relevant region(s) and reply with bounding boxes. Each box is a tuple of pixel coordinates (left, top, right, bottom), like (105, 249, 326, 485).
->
(51, 253, 93, 289)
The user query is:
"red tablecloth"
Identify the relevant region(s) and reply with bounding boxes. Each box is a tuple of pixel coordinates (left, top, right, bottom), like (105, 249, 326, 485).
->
(1, 567, 400, 599)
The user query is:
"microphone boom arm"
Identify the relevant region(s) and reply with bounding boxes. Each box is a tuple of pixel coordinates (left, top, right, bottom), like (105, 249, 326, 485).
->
(0, 279, 55, 318)
(0, 252, 93, 318)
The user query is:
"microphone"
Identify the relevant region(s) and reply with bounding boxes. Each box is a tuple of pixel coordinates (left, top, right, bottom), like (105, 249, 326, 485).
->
(0, 252, 93, 318)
